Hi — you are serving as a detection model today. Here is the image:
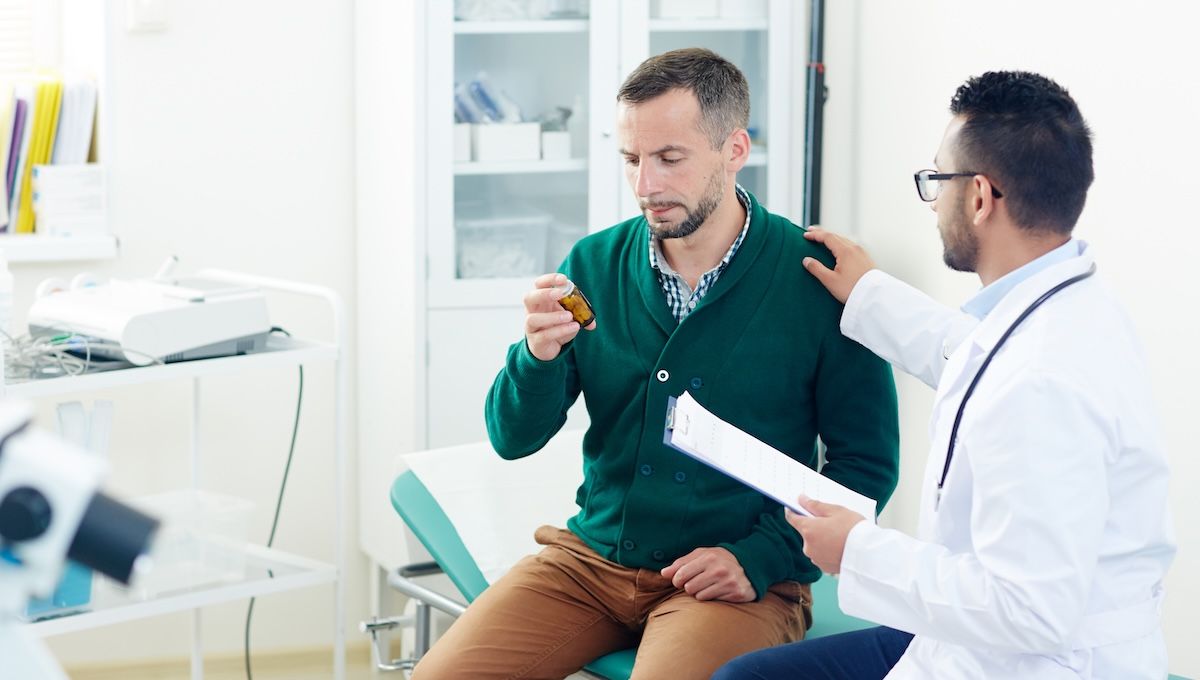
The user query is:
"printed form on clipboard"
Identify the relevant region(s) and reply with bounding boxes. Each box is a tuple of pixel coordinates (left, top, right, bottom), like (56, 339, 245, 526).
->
(664, 392, 878, 521)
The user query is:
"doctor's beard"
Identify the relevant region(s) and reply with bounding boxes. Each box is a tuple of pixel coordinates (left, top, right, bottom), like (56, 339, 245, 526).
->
(940, 205, 980, 273)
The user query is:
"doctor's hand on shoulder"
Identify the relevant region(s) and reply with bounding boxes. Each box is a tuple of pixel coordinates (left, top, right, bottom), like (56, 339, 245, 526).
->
(787, 496, 867, 575)
(524, 273, 596, 362)
(801, 227, 877, 304)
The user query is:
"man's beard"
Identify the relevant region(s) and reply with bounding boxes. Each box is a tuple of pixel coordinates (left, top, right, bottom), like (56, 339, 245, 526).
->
(941, 207, 979, 272)
(643, 171, 725, 240)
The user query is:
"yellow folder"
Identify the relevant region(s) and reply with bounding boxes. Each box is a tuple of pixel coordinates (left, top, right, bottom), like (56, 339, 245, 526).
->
(15, 79, 63, 234)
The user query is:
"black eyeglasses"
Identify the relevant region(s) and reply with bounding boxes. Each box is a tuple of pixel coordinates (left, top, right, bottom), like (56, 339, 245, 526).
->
(913, 169, 1003, 202)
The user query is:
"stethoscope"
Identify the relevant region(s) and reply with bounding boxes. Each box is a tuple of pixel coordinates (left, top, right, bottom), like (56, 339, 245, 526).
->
(935, 264, 1097, 511)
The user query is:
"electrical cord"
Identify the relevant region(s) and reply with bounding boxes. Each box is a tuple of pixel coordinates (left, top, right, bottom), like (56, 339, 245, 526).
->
(3, 324, 301, 679)
(244, 327, 304, 680)
(1, 329, 165, 382)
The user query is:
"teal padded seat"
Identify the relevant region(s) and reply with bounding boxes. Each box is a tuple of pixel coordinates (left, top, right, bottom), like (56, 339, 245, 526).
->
(806, 574, 873, 639)
(390, 470, 635, 679)
(388, 470, 883, 679)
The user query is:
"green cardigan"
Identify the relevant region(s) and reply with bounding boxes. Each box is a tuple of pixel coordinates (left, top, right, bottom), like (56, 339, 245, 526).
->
(485, 192, 899, 598)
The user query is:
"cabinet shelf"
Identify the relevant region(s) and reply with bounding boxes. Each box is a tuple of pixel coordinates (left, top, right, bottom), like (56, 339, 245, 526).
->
(454, 158, 588, 176)
(454, 20, 589, 35)
(29, 545, 336, 637)
(0, 233, 118, 263)
(649, 18, 769, 32)
(0, 335, 338, 399)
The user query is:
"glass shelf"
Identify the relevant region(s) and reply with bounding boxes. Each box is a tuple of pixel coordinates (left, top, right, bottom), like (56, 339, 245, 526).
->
(649, 18, 768, 32)
(454, 20, 589, 35)
(454, 158, 588, 175)
(27, 545, 336, 637)
(0, 335, 338, 398)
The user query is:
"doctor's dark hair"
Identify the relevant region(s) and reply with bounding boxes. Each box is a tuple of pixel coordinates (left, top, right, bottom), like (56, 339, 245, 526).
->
(950, 71, 1094, 234)
(617, 48, 750, 149)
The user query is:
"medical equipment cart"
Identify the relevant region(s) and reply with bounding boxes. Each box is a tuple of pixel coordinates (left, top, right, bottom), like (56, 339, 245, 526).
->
(3, 270, 348, 680)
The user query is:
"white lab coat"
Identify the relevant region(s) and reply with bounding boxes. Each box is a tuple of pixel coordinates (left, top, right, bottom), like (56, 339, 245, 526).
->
(836, 243, 1176, 679)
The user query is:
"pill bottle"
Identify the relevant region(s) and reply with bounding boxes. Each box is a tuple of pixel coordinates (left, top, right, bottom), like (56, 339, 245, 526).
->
(557, 279, 595, 327)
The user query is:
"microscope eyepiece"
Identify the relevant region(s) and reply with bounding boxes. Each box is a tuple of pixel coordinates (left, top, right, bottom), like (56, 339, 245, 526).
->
(0, 487, 53, 543)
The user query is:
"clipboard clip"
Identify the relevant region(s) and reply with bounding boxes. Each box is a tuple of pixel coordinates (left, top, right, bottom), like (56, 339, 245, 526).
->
(665, 405, 689, 436)
(663, 396, 692, 443)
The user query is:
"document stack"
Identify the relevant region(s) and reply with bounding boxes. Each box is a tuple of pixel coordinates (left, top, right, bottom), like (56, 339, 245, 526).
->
(0, 76, 100, 235)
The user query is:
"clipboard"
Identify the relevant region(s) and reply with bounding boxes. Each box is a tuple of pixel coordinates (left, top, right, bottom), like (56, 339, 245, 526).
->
(664, 392, 877, 520)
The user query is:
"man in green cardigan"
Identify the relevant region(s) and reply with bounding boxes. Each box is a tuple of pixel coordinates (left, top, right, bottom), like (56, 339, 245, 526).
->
(413, 48, 900, 680)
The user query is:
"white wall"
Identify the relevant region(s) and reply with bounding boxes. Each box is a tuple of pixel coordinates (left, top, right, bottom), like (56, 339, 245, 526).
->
(26, 0, 366, 667)
(354, 0, 423, 575)
(820, 1, 1200, 675)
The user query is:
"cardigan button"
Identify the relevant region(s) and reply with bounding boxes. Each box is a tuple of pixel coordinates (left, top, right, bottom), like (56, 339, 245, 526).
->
(640, 464, 654, 477)
(652, 550, 666, 561)
(689, 377, 702, 389)
(656, 369, 669, 382)
(674, 471, 687, 483)
(622, 539, 636, 551)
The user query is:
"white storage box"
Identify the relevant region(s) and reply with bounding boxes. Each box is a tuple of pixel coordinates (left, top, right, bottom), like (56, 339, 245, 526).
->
(456, 205, 552, 278)
(472, 122, 541, 162)
(453, 123, 472, 162)
(129, 489, 254, 597)
(541, 131, 571, 161)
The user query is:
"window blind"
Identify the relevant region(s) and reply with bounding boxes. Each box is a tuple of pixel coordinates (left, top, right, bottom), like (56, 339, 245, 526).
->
(0, 0, 34, 77)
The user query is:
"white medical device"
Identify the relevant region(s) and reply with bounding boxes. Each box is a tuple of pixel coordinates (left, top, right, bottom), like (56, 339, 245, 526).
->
(26, 277, 272, 366)
(0, 401, 159, 679)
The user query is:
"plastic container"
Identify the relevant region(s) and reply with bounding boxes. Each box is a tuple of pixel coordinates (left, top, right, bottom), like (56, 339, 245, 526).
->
(472, 122, 541, 162)
(456, 206, 552, 278)
(453, 123, 472, 162)
(127, 489, 254, 597)
(22, 561, 93, 620)
(540, 130, 571, 161)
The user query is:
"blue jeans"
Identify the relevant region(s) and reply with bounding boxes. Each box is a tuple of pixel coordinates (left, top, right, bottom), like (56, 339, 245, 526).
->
(712, 626, 914, 680)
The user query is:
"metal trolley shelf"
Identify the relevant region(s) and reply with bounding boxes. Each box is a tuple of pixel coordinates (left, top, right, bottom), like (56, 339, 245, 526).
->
(7, 269, 348, 680)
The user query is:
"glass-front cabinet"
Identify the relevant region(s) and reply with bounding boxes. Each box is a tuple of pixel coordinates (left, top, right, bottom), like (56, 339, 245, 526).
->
(355, 0, 805, 584)
(420, 0, 798, 446)
(427, 1, 620, 309)
(627, 0, 793, 218)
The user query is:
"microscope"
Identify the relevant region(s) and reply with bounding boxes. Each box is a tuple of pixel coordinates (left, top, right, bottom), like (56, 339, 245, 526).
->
(0, 401, 159, 679)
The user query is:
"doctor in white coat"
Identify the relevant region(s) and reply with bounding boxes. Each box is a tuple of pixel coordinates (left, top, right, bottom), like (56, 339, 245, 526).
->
(714, 71, 1175, 679)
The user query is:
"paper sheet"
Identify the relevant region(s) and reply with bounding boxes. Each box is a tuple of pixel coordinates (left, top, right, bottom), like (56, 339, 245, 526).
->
(401, 429, 586, 584)
(665, 392, 877, 521)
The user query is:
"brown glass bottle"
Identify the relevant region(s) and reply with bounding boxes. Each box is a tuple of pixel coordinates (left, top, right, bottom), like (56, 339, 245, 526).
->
(557, 280, 596, 327)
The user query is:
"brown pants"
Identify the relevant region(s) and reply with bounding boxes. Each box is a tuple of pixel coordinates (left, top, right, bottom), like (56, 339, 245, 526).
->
(411, 526, 812, 680)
